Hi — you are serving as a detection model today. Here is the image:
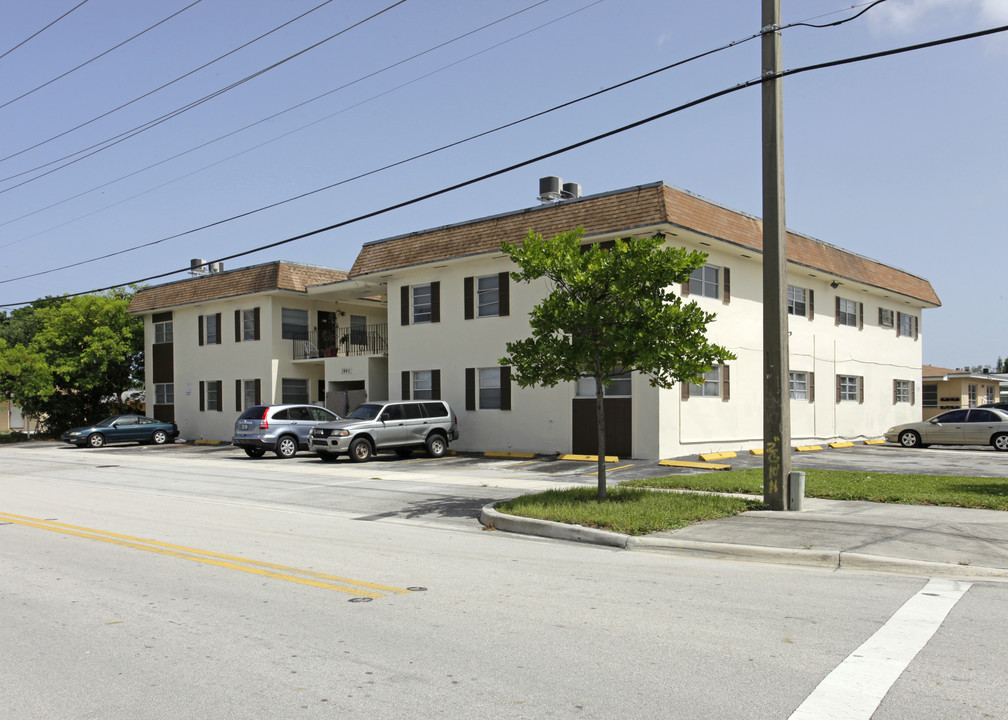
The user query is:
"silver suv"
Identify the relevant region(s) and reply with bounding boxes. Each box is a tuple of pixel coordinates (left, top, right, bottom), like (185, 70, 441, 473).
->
(232, 404, 342, 459)
(307, 400, 459, 462)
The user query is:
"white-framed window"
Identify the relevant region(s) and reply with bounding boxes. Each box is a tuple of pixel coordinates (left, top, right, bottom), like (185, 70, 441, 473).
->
(412, 284, 432, 324)
(576, 372, 632, 397)
(688, 265, 720, 299)
(789, 371, 809, 400)
(787, 286, 807, 317)
(837, 298, 858, 327)
(242, 379, 258, 409)
(241, 309, 257, 341)
(689, 368, 721, 398)
(479, 367, 502, 409)
(894, 379, 912, 403)
(206, 381, 220, 410)
(154, 320, 173, 344)
(897, 312, 915, 337)
(879, 308, 894, 328)
(413, 370, 434, 400)
(281, 378, 309, 404)
(281, 308, 309, 340)
(154, 383, 174, 405)
(477, 275, 500, 318)
(987, 386, 996, 404)
(838, 375, 860, 402)
(968, 384, 977, 407)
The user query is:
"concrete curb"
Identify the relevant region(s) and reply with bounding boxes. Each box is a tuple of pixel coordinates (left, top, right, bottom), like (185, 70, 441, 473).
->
(479, 503, 1008, 581)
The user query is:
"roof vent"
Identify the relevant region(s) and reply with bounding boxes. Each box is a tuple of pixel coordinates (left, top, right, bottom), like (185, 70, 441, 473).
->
(538, 176, 582, 204)
(210, 261, 224, 274)
(190, 258, 208, 276)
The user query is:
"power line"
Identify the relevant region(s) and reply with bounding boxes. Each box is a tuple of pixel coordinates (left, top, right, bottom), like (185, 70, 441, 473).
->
(0, 1, 203, 112)
(0, 0, 92, 62)
(0, 0, 568, 229)
(0, 0, 404, 177)
(4, 20, 1003, 309)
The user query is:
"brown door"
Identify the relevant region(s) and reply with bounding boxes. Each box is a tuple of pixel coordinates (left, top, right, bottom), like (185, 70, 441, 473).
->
(571, 398, 631, 457)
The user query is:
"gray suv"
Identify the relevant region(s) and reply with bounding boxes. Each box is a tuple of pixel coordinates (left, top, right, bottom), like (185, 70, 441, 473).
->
(232, 404, 342, 459)
(307, 400, 459, 462)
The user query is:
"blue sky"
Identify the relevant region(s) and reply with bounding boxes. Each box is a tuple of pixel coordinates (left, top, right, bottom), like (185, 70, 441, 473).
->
(1, 0, 1005, 369)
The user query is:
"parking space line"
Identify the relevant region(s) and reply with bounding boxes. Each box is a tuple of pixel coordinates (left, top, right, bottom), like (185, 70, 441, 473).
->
(0, 511, 409, 599)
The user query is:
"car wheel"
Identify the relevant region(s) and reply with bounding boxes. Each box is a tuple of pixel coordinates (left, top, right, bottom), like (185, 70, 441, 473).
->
(349, 437, 372, 463)
(318, 451, 339, 463)
(993, 433, 1008, 452)
(152, 430, 168, 445)
(898, 430, 922, 448)
(275, 436, 298, 459)
(425, 433, 447, 458)
(87, 433, 105, 448)
(244, 447, 266, 458)
(395, 448, 413, 458)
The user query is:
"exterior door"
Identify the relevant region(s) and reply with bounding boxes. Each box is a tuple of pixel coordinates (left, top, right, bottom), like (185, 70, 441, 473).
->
(571, 398, 632, 458)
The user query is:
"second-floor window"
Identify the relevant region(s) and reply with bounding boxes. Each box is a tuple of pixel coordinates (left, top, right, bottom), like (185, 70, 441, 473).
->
(836, 298, 860, 328)
(401, 282, 440, 325)
(787, 286, 810, 317)
(281, 308, 308, 340)
(154, 320, 173, 344)
(199, 313, 221, 345)
(689, 265, 720, 299)
(465, 272, 510, 319)
(897, 311, 916, 338)
(237, 308, 260, 342)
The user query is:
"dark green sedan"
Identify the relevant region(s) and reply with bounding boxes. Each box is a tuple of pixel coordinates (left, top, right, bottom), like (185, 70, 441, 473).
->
(61, 415, 180, 448)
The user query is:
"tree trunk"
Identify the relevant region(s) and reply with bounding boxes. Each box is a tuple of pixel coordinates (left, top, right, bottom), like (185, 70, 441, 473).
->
(595, 373, 607, 500)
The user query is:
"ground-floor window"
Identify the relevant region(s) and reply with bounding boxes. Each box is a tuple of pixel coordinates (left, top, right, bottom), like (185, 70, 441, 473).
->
(281, 378, 309, 404)
(576, 371, 631, 397)
(837, 375, 862, 403)
(894, 379, 914, 404)
(789, 371, 813, 401)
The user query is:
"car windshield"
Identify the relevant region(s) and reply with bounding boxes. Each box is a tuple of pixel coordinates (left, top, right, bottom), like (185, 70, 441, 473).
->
(348, 403, 382, 420)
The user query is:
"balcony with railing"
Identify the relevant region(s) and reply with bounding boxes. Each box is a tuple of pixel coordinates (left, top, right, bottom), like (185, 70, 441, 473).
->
(292, 324, 388, 360)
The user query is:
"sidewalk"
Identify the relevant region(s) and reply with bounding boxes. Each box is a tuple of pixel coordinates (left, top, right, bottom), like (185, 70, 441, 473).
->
(480, 496, 1008, 581)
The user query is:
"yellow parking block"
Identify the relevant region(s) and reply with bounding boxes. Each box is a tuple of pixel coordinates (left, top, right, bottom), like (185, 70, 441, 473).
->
(749, 448, 764, 456)
(699, 451, 737, 462)
(558, 454, 619, 463)
(794, 445, 823, 452)
(863, 438, 887, 445)
(484, 451, 536, 459)
(659, 459, 731, 471)
(829, 441, 855, 448)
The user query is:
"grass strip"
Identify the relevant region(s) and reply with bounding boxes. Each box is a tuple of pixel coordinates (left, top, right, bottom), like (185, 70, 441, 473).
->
(495, 486, 765, 535)
(623, 468, 1008, 511)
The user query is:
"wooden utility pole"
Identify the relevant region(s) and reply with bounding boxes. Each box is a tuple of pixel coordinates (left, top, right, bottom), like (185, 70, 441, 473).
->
(761, 0, 790, 510)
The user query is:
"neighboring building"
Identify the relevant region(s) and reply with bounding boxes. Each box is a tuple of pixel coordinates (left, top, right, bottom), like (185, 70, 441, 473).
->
(1, 399, 26, 432)
(129, 181, 941, 457)
(921, 365, 1003, 420)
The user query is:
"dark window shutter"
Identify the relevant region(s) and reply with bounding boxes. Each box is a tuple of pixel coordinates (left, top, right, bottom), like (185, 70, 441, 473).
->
(401, 371, 410, 400)
(879, 307, 885, 325)
(809, 371, 815, 403)
(235, 310, 241, 342)
(835, 375, 841, 404)
(465, 368, 476, 411)
(858, 303, 864, 330)
(834, 296, 840, 326)
(400, 286, 410, 326)
(681, 381, 690, 400)
(681, 281, 690, 296)
(253, 307, 261, 340)
(893, 379, 898, 405)
(858, 376, 865, 404)
(199, 381, 205, 411)
(431, 281, 441, 323)
(808, 289, 814, 319)
(721, 364, 730, 401)
(722, 268, 731, 304)
(498, 271, 510, 317)
(217, 381, 224, 411)
(464, 277, 474, 320)
(911, 381, 916, 405)
(895, 312, 902, 337)
(254, 379, 262, 405)
(500, 366, 512, 411)
(432, 369, 441, 400)
(198, 315, 204, 345)
(236, 379, 242, 411)
(914, 316, 919, 341)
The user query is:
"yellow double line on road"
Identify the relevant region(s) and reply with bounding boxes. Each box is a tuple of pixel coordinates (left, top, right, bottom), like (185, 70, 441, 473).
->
(0, 511, 409, 599)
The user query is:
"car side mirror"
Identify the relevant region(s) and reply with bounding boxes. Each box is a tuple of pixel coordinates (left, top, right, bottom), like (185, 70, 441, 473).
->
(380, 413, 391, 422)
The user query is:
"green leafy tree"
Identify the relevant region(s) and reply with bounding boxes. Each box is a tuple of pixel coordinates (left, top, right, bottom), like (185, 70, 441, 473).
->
(501, 228, 735, 499)
(0, 291, 143, 434)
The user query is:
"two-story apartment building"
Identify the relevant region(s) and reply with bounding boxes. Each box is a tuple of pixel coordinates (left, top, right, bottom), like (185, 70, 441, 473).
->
(129, 181, 940, 457)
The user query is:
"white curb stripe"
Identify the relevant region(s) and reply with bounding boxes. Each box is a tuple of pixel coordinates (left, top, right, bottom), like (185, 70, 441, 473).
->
(789, 578, 971, 720)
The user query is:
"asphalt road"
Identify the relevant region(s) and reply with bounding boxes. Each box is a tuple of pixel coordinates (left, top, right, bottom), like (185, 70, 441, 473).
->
(2, 441, 1006, 719)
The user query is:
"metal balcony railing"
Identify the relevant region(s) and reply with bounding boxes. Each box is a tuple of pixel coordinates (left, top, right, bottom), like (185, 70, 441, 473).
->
(292, 324, 388, 360)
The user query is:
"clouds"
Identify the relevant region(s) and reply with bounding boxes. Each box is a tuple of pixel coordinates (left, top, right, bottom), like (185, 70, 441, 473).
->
(869, 0, 1008, 32)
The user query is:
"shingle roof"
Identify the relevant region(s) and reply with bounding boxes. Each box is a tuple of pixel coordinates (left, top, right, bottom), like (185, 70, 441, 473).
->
(349, 182, 940, 307)
(127, 261, 348, 313)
